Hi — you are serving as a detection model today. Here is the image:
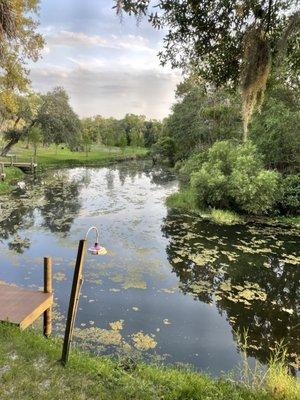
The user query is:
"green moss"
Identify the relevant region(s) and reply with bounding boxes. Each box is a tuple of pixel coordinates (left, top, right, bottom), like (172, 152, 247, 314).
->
(0, 323, 292, 400)
(0, 167, 24, 194)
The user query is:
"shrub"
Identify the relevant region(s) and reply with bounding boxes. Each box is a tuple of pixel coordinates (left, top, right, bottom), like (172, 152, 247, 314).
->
(230, 169, 279, 214)
(191, 165, 228, 208)
(278, 174, 300, 215)
(190, 140, 280, 215)
(179, 151, 207, 181)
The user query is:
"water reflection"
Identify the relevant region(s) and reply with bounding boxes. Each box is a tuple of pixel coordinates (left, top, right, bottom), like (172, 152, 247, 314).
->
(0, 162, 298, 375)
(40, 173, 82, 235)
(162, 211, 300, 371)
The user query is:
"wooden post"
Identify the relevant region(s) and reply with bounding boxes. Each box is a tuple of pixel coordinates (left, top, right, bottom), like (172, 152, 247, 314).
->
(43, 257, 52, 337)
(61, 239, 86, 365)
(0, 163, 5, 181)
(10, 155, 13, 166)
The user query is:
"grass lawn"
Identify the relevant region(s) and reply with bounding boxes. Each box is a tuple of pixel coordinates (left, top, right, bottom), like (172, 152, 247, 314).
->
(1, 324, 297, 400)
(4, 143, 148, 169)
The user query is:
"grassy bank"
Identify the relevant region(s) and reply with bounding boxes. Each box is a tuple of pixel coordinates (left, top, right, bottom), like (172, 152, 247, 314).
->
(4, 144, 148, 169)
(0, 324, 298, 400)
(0, 167, 24, 194)
(166, 189, 243, 225)
(166, 189, 300, 227)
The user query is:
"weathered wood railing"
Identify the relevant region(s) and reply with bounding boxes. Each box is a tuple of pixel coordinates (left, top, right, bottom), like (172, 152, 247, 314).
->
(0, 154, 37, 175)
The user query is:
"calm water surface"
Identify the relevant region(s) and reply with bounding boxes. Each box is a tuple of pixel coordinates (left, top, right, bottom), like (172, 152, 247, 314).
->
(0, 162, 299, 376)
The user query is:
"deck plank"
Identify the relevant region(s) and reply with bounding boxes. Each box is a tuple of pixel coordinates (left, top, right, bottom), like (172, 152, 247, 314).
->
(0, 285, 53, 329)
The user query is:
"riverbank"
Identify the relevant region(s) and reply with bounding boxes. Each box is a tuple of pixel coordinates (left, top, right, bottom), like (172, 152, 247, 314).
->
(11, 144, 148, 169)
(0, 167, 24, 194)
(166, 189, 300, 227)
(0, 144, 148, 194)
(0, 324, 298, 400)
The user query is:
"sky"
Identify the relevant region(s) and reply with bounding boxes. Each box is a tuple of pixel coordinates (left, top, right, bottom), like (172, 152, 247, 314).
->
(29, 0, 182, 120)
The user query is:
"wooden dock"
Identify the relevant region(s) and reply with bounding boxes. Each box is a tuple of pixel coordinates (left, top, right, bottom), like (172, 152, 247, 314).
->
(0, 285, 53, 329)
(0, 155, 37, 174)
(0, 258, 53, 336)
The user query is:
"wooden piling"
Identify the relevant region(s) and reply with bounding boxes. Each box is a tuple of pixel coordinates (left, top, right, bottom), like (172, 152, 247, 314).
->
(61, 239, 86, 365)
(0, 163, 5, 181)
(43, 257, 52, 337)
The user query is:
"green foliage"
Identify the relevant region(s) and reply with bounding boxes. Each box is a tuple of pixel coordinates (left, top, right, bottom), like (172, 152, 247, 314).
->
(210, 209, 242, 225)
(230, 168, 279, 215)
(278, 174, 300, 215)
(0, 166, 23, 194)
(179, 151, 207, 181)
(143, 120, 162, 148)
(153, 136, 175, 165)
(28, 125, 42, 157)
(166, 189, 197, 211)
(0, 0, 44, 97)
(37, 87, 81, 148)
(190, 141, 280, 215)
(116, 1, 299, 87)
(251, 85, 300, 172)
(164, 82, 242, 160)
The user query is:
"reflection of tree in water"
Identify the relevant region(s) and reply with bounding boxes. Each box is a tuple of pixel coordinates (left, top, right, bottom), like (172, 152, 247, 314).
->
(8, 235, 31, 254)
(40, 173, 82, 236)
(150, 167, 175, 186)
(0, 204, 34, 241)
(105, 169, 115, 191)
(162, 211, 300, 371)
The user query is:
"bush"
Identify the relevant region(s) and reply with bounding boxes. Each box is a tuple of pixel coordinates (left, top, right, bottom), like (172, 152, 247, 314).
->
(190, 140, 280, 215)
(179, 151, 207, 181)
(152, 136, 176, 165)
(191, 166, 228, 208)
(278, 174, 300, 215)
(230, 169, 279, 214)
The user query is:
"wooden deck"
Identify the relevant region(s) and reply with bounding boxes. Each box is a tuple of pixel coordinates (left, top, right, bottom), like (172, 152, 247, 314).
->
(0, 155, 37, 173)
(0, 285, 53, 330)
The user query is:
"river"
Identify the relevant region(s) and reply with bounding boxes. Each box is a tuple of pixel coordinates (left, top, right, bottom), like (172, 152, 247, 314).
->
(0, 161, 299, 376)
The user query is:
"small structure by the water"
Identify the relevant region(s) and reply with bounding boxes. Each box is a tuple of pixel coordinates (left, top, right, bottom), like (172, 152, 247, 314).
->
(0, 154, 37, 174)
(0, 257, 53, 336)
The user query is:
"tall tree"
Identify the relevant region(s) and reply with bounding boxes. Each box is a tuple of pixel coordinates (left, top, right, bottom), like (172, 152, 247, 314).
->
(115, 1, 300, 139)
(1, 87, 81, 155)
(0, 1, 44, 113)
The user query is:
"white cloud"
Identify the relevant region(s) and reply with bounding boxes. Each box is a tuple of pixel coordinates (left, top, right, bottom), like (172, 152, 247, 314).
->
(45, 30, 156, 53)
(30, 63, 181, 120)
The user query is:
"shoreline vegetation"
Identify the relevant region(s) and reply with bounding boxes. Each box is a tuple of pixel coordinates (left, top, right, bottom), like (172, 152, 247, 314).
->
(166, 189, 300, 227)
(0, 324, 298, 400)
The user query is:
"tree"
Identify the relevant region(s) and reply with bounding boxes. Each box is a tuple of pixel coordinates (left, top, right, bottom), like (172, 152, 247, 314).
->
(251, 84, 300, 172)
(144, 120, 162, 148)
(0, 1, 44, 113)
(121, 113, 145, 146)
(81, 120, 94, 157)
(1, 87, 81, 155)
(115, 1, 300, 139)
(164, 80, 242, 160)
(118, 132, 127, 152)
(28, 125, 42, 159)
(153, 136, 176, 166)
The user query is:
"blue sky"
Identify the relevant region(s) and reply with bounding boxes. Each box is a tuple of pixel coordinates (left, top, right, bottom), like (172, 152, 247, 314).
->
(29, 0, 181, 119)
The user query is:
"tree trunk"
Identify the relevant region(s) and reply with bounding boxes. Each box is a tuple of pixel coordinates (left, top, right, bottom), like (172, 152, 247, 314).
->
(0, 120, 35, 156)
(0, 134, 22, 156)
